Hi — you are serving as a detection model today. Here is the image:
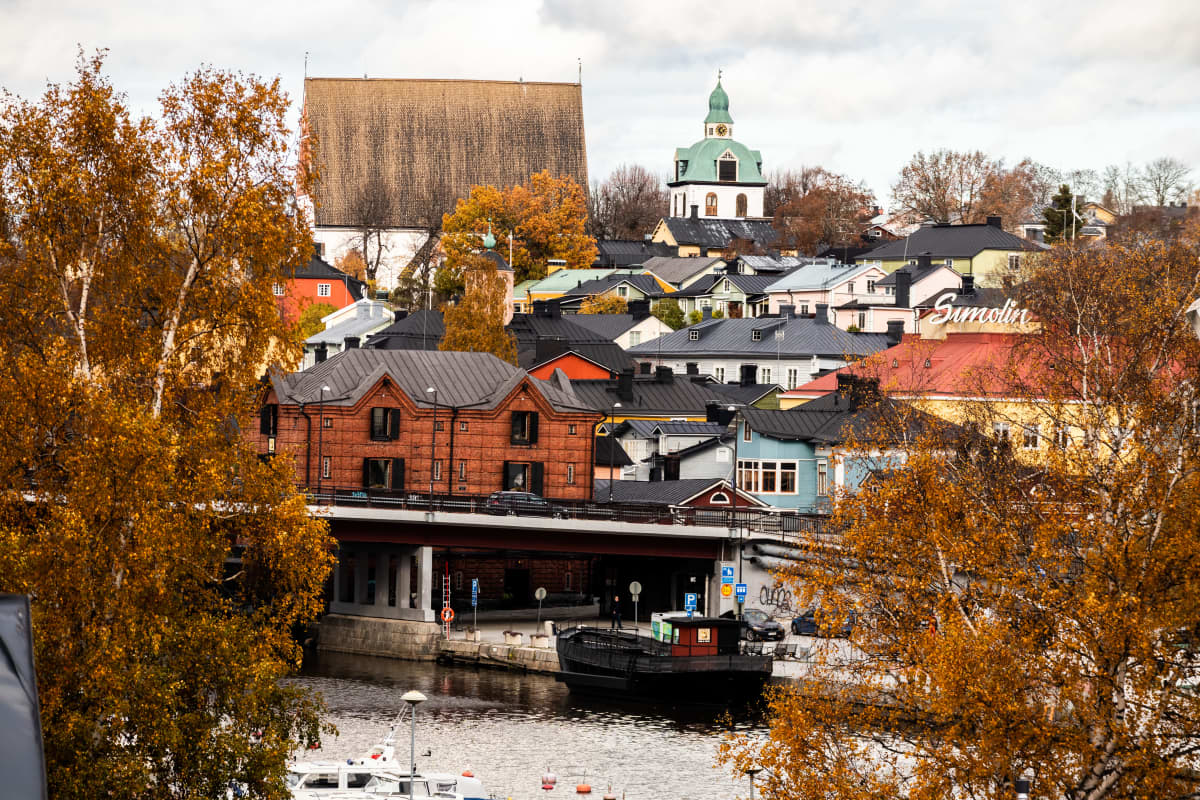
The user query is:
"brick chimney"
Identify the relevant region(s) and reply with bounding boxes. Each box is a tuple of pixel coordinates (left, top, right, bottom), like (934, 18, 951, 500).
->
(895, 269, 912, 309)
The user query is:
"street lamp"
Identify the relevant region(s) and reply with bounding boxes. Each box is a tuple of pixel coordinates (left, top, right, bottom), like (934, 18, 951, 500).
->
(745, 766, 762, 800)
(607, 402, 622, 502)
(401, 689, 427, 800)
(729, 404, 743, 619)
(316, 384, 330, 495)
(1015, 778, 1031, 800)
(426, 387, 437, 509)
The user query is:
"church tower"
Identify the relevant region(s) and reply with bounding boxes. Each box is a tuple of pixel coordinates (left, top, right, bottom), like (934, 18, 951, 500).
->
(668, 78, 766, 220)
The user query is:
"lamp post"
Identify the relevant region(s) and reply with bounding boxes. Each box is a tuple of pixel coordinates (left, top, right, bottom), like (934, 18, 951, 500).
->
(607, 402, 622, 502)
(729, 404, 743, 619)
(426, 387, 437, 509)
(745, 766, 762, 800)
(316, 384, 330, 495)
(401, 689, 426, 800)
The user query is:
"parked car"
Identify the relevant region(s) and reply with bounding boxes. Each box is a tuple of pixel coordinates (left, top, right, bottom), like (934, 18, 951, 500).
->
(485, 491, 565, 518)
(791, 607, 857, 638)
(740, 608, 785, 642)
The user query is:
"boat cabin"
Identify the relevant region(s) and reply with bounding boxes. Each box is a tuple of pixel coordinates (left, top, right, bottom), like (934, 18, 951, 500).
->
(651, 614, 743, 656)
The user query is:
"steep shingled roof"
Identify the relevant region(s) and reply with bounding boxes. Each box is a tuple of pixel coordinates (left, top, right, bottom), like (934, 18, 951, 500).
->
(858, 223, 1046, 261)
(270, 348, 592, 412)
(660, 217, 779, 250)
(304, 78, 587, 228)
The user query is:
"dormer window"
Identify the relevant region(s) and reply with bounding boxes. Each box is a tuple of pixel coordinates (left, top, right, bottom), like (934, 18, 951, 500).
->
(689, 330, 700, 341)
(677, 160, 688, 180)
(752, 330, 762, 341)
(718, 152, 737, 182)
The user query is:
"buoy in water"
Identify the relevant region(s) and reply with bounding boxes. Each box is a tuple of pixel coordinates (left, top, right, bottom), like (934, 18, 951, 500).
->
(542, 771, 557, 788)
(603, 786, 617, 800)
(576, 784, 591, 794)
(462, 770, 474, 778)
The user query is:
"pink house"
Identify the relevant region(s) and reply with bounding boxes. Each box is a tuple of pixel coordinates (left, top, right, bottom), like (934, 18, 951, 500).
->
(764, 262, 887, 320)
(833, 259, 963, 334)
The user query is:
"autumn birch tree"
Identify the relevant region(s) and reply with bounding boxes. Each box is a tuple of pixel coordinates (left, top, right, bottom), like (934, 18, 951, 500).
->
(721, 234, 1200, 799)
(0, 53, 333, 800)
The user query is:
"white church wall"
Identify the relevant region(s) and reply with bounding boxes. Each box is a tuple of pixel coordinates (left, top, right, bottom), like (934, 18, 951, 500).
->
(313, 226, 435, 290)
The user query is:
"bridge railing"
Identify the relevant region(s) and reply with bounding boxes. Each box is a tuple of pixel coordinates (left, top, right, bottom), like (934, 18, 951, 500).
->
(301, 485, 830, 539)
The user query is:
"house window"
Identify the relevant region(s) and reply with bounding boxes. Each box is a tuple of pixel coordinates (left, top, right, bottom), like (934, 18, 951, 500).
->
(370, 407, 400, 440)
(1008, 253, 1021, 271)
(1022, 425, 1040, 450)
(867, 280, 876, 293)
(857, 312, 866, 329)
(689, 330, 700, 341)
(761, 462, 777, 492)
(568, 424, 577, 435)
(993, 422, 1011, 442)
(710, 491, 730, 505)
(459, 460, 467, 480)
(737, 460, 800, 494)
(510, 411, 539, 445)
(799, 304, 809, 315)
(787, 368, 798, 388)
(705, 193, 718, 216)
(714, 366, 725, 382)
(514, 302, 523, 313)
(364, 458, 392, 489)
(617, 286, 628, 297)
(272, 283, 285, 296)
(780, 463, 796, 493)
(760, 367, 772, 384)
(743, 422, 752, 442)
(459, 420, 468, 432)
(736, 193, 748, 218)
(1054, 425, 1071, 448)
(503, 461, 543, 494)
(259, 404, 278, 436)
(317, 283, 331, 297)
(322, 456, 331, 479)
(324, 417, 333, 428)
(434, 420, 444, 431)
(718, 155, 737, 182)
(752, 330, 762, 342)
(817, 461, 829, 497)
(847, 282, 855, 294)
(315, 242, 325, 257)
(433, 460, 442, 481)
(630, 331, 641, 346)
(567, 464, 576, 484)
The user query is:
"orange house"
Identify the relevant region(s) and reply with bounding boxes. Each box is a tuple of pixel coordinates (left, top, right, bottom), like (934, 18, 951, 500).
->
(276, 249, 368, 323)
(528, 351, 618, 381)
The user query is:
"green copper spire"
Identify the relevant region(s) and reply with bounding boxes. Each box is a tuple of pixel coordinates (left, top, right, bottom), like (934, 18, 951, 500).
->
(704, 77, 733, 125)
(482, 221, 496, 250)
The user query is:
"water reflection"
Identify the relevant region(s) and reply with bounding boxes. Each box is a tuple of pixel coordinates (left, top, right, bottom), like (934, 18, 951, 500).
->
(295, 652, 767, 800)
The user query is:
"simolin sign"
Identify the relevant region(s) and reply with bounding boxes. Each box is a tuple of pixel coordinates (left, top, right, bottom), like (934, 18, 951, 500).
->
(927, 292, 1030, 326)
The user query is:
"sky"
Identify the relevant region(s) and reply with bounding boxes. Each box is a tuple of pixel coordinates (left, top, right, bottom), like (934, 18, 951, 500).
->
(2, 0, 1198, 206)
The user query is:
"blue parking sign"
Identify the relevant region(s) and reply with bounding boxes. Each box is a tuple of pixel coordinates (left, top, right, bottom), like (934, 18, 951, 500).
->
(720, 565, 735, 584)
(734, 583, 748, 601)
(684, 592, 697, 611)
(471, 578, 479, 608)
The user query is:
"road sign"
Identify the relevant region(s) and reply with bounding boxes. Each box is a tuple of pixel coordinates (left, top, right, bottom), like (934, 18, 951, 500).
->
(734, 583, 748, 601)
(720, 563, 735, 585)
(471, 578, 478, 608)
(629, 581, 642, 596)
(720, 584, 733, 597)
(684, 592, 698, 611)
(534, 587, 547, 601)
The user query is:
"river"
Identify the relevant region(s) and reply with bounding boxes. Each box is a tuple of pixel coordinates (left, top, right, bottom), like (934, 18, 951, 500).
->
(295, 651, 768, 800)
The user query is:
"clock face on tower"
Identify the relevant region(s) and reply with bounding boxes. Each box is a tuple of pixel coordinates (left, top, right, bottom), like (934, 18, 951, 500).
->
(715, 124, 728, 136)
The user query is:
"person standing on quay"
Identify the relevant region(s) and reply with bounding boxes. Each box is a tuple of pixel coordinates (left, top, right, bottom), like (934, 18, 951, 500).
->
(611, 596, 622, 629)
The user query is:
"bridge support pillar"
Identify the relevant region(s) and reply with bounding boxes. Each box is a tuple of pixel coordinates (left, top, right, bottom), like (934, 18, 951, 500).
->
(415, 545, 434, 622)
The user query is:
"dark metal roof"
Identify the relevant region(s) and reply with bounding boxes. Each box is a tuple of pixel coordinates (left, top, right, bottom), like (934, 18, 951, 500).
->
(628, 317, 889, 359)
(640, 256, 725, 286)
(561, 274, 667, 298)
(363, 310, 446, 351)
(527, 342, 638, 374)
(570, 373, 734, 416)
(671, 274, 722, 297)
(651, 421, 727, 436)
(707, 382, 781, 406)
(295, 250, 368, 299)
(859, 223, 1046, 261)
(742, 394, 958, 444)
(594, 436, 633, 468)
(593, 239, 674, 268)
(875, 262, 954, 287)
(271, 349, 592, 412)
(661, 217, 779, 249)
(567, 313, 641, 340)
(593, 478, 743, 506)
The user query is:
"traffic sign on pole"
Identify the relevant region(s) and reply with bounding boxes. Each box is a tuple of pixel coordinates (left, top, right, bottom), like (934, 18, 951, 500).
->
(721, 583, 733, 597)
(684, 592, 697, 611)
(734, 583, 748, 601)
(720, 564, 735, 585)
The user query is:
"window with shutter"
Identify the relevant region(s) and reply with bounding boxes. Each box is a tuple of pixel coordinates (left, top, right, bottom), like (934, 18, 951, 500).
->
(530, 462, 544, 496)
(363, 458, 392, 489)
(371, 408, 401, 440)
(390, 458, 405, 491)
(260, 404, 278, 436)
(511, 411, 538, 445)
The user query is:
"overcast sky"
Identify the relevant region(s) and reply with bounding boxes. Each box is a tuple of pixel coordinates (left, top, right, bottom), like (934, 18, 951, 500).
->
(3, 0, 1198, 206)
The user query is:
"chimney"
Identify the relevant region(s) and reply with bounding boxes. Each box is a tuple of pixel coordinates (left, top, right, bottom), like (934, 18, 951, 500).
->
(779, 304, 795, 320)
(917, 253, 932, 269)
(617, 368, 635, 402)
(702, 306, 713, 321)
(836, 374, 880, 412)
(628, 299, 651, 320)
(547, 298, 562, 319)
(532, 300, 548, 317)
(639, 361, 652, 375)
(960, 274, 975, 295)
(685, 362, 699, 375)
(356, 302, 370, 319)
(535, 336, 568, 365)
(314, 344, 328, 363)
(344, 336, 360, 349)
(886, 319, 905, 348)
(895, 269, 912, 309)
(986, 215, 1002, 228)
(706, 402, 736, 426)
(394, 309, 409, 321)
(814, 303, 829, 324)
(690, 204, 699, 219)
(740, 364, 757, 387)
(655, 365, 674, 383)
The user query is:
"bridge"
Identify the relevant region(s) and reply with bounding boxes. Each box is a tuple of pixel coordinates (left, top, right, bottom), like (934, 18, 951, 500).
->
(306, 486, 828, 629)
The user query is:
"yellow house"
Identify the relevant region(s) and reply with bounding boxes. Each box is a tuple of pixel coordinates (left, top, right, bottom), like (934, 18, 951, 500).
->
(854, 218, 1046, 285)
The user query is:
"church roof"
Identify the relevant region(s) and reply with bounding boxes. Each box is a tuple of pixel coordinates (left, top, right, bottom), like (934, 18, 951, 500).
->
(303, 78, 588, 229)
(704, 79, 733, 124)
(671, 137, 766, 185)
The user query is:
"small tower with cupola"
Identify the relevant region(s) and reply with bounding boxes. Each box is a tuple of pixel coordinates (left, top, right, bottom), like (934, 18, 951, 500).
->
(669, 77, 766, 220)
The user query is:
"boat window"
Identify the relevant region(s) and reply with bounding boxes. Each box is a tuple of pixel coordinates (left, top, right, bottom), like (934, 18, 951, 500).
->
(436, 782, 458, 792)
(346, 772, 372, 788)
(289, 771, 339, 788)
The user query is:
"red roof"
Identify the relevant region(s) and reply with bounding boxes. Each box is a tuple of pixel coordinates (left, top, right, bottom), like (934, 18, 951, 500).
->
(785, 332, 1032, 400)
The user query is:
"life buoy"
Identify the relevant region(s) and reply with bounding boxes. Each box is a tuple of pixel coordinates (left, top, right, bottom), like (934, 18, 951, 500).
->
(441, 607, 455, 623)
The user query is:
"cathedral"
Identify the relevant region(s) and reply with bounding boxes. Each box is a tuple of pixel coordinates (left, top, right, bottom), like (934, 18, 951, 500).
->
(667, 78, 767, 221)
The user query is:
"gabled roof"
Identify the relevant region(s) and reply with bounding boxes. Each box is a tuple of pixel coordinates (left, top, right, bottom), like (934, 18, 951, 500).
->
(363, 310, 446, 351)
(528, 268, 635, 294)
(650, 421, 727, 437)
(305, 300, 393, 345)
(671, 274, 723, 297)
(659, 217, 779, 250)
(857, 223, 1046, 261)
(738, 254, 806, 272)
(640, 256, 725, 286)
(713, 272, 794, 296)
(875, 262, 958, 287)
(594, 239, 674, 268)
(763, 262, 878, 293)
(708, 382, 781, 406)
(561, 274, 668, 299)
(594, 436, 633, 468)
(742, 394, 955, 445)
(527, 343, 638, 374)
(570, 373, 735, 416)
(670, 137, 766, 185)
(628, 317, 889, 359)
(612, 419, 661, 439)
(270, 349, 593, 413)
(567, 313, 643, 340)
(593, 478, 765, 507)
(304, 78, 587, 229)
(294, 250, 368, 299)
(508, 313, 612, 349)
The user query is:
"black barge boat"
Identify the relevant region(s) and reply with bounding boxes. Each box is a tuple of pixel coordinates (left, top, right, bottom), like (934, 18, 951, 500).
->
(555, 615, 772, 698)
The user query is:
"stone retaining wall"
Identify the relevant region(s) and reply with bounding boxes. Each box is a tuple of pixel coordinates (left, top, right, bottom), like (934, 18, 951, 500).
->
(317, 614, 443, 661)
(439, 639, 560, 674)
